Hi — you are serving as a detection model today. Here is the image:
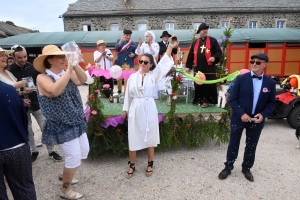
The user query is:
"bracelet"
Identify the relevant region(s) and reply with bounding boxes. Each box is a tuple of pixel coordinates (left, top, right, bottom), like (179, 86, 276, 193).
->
(169, 43, 174, 48)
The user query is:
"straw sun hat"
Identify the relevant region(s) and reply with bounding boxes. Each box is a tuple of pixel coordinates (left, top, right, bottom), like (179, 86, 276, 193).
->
(33, 45, 71, 73)
(0, 47, 14, 55)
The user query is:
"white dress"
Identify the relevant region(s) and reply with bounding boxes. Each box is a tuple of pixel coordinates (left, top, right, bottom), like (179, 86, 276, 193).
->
(123, 54, 173, 151)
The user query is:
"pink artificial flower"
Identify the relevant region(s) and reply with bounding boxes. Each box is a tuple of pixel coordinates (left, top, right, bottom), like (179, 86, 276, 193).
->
(262, 87, 269, 93)
(103, 84, 110, 89)
(91, 110, 97, 115)
(94, 89, 100, 94)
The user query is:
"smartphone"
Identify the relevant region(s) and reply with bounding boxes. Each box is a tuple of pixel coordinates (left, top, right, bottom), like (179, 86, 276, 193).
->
(251, 118, 258, 122)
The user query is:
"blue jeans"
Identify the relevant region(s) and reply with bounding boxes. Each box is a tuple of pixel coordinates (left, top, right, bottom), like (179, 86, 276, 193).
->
(27, 109, 54, 153)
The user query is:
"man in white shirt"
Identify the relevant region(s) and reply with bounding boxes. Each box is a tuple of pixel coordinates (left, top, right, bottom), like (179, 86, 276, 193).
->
(93, 40, 114, 90)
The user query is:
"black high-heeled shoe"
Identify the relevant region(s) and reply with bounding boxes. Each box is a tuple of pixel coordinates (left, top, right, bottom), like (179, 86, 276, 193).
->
(126, 161, 136, 179)
(146, 161, 154, 177)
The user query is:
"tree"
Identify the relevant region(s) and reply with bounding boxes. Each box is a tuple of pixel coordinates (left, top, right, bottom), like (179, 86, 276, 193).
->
(5, 21, 16, 26)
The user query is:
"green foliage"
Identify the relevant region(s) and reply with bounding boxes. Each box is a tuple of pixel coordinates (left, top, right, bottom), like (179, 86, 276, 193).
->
(5, 21, 16, 26)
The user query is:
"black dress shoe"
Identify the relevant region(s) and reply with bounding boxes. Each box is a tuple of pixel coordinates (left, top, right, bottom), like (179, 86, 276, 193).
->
(218, 169, 231, 180)
(242, 169, 254, 182)
(31, 152, 39, 163)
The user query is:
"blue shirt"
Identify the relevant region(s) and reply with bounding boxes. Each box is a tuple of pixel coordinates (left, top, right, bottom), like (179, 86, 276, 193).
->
(251, 71, 263, 114)
(0, 81, 28, 150)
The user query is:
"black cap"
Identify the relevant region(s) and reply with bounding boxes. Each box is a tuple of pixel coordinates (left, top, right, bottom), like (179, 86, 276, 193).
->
(196, 23, 209, 34)
(160, 30, 172, 38)
(123, 29, 132, 34)
(251, 53, 269, 62)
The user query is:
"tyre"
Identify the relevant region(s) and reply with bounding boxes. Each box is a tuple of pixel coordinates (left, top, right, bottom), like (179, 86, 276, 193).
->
(287, 105, 300, 129)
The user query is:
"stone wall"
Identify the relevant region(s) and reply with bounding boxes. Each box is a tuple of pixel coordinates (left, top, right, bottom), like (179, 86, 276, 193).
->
(63, 12, 300, 31)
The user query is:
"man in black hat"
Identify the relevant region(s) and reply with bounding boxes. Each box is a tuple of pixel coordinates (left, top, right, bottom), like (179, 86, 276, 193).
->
(218, 53, 276, 182)
(114, 29, 137, 94)
(185, 23, 222, 107)
(157, 30, 178, 63)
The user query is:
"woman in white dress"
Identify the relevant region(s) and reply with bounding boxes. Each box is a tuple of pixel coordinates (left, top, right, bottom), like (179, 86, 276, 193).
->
(122, 35, 179, 178)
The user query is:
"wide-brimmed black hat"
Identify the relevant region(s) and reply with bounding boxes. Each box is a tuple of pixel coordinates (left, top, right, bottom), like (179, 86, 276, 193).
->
(196, 23, 209, 34)
(160, 30, 172, 38)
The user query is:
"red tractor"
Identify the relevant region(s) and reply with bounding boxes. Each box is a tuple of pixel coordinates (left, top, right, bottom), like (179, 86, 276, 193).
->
(268, 75, 300, 129)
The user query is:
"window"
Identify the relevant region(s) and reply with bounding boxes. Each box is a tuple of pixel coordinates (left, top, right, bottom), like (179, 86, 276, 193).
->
(165, 23, 174, 30)
(221, 22, 229, 28)
(277, 21, 285, 28)
(249, 21, 257, 29)
(193, 22, 201, 29)
(110, 24, 119, 31)
(82, 24, 91, 31)
(138, 23, 147, 30)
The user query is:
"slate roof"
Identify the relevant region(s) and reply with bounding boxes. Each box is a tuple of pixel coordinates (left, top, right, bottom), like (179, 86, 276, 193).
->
(0, 22, 36, 38)
(63, 0, 300, 17)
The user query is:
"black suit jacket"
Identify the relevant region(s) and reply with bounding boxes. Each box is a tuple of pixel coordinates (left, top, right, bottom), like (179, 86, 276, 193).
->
(158, 41, 178, 62)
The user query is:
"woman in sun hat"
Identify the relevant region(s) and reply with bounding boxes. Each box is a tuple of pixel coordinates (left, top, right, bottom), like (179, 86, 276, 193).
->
(33, 45, 88, 199)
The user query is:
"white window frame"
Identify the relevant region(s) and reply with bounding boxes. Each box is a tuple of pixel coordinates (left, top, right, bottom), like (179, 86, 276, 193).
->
(221, 22, 229, 29)
(276, 20, 285, 28)
(165, 23, 174, 30)
(138, 23, 147, 30)
(110, 24, 119, 31)
(193, 22, 201, 29)
(248, 21, 257, 29)
(82, 24, 91, 31)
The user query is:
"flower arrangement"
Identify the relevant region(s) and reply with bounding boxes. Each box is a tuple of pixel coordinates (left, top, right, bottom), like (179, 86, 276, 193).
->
(190, 28, 198, 46)
(101, 84, 112, 98)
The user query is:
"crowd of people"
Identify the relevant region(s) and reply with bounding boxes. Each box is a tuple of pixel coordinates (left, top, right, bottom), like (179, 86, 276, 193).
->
(1, 23, 293, 199)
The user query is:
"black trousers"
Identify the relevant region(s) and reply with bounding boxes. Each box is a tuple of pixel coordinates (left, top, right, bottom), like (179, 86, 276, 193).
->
(224, 122, 262, 170)
(0, 144, 36, 200)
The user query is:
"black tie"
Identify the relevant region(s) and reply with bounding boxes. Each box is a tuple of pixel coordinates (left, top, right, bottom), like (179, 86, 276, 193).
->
(252, 75, 262, 80)
(165, 42, 168, 47)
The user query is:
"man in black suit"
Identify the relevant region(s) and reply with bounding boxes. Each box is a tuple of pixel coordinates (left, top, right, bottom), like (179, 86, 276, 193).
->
(218, 53, 276, 182)
(157, 30, 178, 63)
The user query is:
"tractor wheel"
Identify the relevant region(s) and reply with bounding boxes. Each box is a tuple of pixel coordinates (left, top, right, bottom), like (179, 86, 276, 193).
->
(287, 105, 300, 129)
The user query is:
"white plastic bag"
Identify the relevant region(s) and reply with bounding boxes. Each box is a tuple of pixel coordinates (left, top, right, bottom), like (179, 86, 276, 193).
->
(61, 41, 84, 67)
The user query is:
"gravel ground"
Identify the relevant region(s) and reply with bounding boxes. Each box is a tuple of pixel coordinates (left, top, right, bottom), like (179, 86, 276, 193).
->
(7, 85, 300, 200)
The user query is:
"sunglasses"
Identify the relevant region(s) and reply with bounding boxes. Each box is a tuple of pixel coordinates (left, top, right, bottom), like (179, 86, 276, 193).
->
(11, 45, 26, 51)
(250, 60, 266, 65)
(139, 60, 150, 65)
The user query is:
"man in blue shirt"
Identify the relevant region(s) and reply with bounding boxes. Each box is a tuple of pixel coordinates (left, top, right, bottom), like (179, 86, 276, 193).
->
(114, 29, 137, 94)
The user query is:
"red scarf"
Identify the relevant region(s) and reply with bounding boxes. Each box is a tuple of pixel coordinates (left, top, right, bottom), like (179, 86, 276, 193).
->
(193, 36, 212, 66)
(119, 40, 133, 53)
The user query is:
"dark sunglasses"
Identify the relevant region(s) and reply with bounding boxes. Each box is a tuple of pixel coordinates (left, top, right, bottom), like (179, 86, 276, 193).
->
(139, 60, 150, 65)
(250, 60, 266, 65)
(11, 45, 26, 51)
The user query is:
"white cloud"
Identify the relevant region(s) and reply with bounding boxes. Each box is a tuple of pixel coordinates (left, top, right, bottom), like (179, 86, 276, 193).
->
(0, 0, 76, 32)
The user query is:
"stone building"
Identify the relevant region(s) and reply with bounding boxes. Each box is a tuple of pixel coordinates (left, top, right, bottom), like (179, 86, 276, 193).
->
(62, 0, 300, 32)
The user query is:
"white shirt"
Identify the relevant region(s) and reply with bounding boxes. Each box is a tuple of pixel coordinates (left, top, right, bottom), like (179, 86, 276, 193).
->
(93, 49, 113, 70)
(0, 70, 19, 91)
(135, 42, 160, 62)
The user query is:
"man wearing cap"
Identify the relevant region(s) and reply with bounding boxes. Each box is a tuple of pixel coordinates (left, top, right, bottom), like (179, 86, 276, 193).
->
(158, 30, 178, 63)
(94, 40, 114, 90)
(9, 45, 63, 163)
(114, 29, 137, 94)
(185, 23, 222, 107)
(218, 53, 276, 182)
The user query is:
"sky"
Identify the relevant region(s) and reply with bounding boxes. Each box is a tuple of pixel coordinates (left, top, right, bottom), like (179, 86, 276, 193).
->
(0, 0, 77, 32)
